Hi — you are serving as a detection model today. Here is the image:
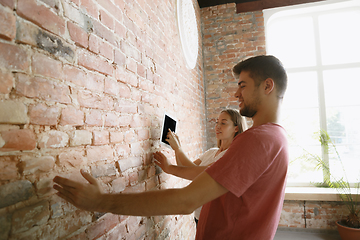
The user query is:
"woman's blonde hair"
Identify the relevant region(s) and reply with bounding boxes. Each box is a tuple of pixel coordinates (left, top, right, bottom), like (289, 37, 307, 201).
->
(217, 109, 246, 148)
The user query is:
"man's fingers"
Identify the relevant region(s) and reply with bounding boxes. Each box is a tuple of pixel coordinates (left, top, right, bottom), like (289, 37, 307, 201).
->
(80, 169, 97, 185)
(53, 176, 79, 189)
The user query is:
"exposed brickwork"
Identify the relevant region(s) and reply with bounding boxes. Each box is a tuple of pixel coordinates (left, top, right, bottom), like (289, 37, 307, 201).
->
(279, 200, 360, 230)
(0, 0, 203, 239)
(201, 3, 266, 148)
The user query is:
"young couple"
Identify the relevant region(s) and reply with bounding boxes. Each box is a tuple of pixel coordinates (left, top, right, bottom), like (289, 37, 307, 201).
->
(154, 108, 246, 225)
(53, 55, 289, 239)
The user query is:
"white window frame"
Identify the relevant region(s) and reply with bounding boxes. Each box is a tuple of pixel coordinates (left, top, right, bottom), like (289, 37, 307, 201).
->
(264, 0, 360, 187)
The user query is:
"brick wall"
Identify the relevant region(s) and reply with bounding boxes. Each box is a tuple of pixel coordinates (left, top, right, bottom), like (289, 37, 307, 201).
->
(0, 0, 205, 239)
(200, 3, 265, 149)
(280, 200, 360, 230)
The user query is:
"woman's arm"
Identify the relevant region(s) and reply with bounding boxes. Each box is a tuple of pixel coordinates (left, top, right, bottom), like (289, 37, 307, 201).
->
(166, 130, 199, 166)
(154, 151, 206, 180)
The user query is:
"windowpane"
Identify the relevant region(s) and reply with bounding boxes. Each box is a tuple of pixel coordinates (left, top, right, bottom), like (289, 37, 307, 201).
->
(265, 0, 360, 186)
(282, 72, 318, 109)
(267, 17, 316, 68)
(323, 68, 360, 182)
(319, 10, 360, 65)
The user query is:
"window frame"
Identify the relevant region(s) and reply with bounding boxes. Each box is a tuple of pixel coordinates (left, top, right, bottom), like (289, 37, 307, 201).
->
(264, 0, 360, 187)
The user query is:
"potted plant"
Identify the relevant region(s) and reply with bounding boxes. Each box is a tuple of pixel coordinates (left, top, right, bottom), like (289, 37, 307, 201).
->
(306, 130, 360, 240)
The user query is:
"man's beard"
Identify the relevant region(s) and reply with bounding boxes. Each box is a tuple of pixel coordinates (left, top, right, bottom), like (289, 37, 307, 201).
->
(240, 103, 257, 118)
(239, 94, 260, 118)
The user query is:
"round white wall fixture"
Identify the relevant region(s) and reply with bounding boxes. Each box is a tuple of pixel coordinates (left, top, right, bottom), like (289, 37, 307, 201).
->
(177, 0, 199, 69)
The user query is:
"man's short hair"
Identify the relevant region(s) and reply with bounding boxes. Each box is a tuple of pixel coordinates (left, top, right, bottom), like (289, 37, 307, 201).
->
(232, 55, 288, 98)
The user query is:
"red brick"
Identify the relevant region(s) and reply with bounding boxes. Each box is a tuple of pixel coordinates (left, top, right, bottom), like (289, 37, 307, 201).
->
(117, 156, 142, 172)
(86, 145, 114, 162)
(114, 99, 137, 114)
(32, 53, 63, 79)
(38, 130, 69, 149)
(99, 40, 114, 61)
(0, 100, 28, 124)
(137, 62, 146, 78)
(104, 112, 121, 127)
(123, 182, 145, 193)
(17, 0, 66, 36)
(92, 20, 116, 46)
(77, 90, 113, 110)
(125, 56, 137, 73)
(0, 0, 15, 9)
(63, 64, 86, 86)
(89, 33, 101, 53)
(15, 74, 71, 104)
(60, 106, 84, 126)
(0, 156, 18, 180)
(78, 49, 114, 76)
(29, 103, 60, 125)
(105, 77, 130, 97)
(67, 21, 89, 48)
(85, 109, 103, 126)
(13, 18, 37, 46)
(80, 0, 98, 19)
(114, 21, 126, 39)
(124, 130, 137, 143)
(12, 201, 50, 234)
(70, 130, 92, 146)
(137, 129, 149, 141)
(111, 176, 126, 193)
(58, 148, 86, 167)
(130, 142, 143, 155)
(0, 42, 29, 71)
(115, 66, 138, 87)
(0, 129, 36, 151)
(121, 41, 141, 62)
(19, 155, 55, 175)
(0, 68, 13, 94)
(115, 143, 130, 157)
(99, 9, 115, 30)
(86, 71, 105, 92)
(93, 130, 109, 145)
(86, 214, 120, 240)
(0, 4, 16, 40)
(110, 131, 123, 143)
(114, 48, 126, 66)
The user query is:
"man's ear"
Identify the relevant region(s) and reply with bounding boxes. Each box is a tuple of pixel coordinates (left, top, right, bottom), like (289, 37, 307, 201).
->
(264, 78, 275, 94)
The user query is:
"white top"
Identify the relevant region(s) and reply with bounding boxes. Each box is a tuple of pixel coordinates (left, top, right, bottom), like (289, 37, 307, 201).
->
(194, 148, 228, 220)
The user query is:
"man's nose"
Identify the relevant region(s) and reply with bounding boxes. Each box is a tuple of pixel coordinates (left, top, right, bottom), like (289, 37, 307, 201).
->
(235, 88, 241, 98)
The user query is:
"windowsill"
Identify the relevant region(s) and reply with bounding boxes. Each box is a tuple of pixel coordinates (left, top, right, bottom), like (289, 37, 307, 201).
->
(285, 187, 359, 201)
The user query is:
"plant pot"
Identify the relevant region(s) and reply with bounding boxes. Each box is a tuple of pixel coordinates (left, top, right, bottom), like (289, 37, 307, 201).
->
(336, 221, 360, 240)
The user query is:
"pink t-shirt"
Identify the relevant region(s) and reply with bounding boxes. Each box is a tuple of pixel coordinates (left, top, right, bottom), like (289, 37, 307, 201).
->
(196, 123, 289, 240)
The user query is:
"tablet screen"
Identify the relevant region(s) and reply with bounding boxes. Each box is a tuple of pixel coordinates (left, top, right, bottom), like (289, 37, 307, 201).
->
(161, 114, 177, 147)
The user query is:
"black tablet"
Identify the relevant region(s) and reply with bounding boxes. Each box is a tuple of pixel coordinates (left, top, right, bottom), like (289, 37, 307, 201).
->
(160, 113, 177, 148)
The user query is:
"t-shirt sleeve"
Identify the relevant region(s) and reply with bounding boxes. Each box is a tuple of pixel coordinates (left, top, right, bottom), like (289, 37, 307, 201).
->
(206, 130, 276, 198)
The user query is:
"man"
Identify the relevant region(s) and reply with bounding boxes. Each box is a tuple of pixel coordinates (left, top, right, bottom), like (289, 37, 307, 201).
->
(53, 55, 289, 240)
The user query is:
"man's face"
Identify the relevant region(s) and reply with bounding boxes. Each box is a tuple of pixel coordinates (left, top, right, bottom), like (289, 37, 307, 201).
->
(234, 71, 261, 118)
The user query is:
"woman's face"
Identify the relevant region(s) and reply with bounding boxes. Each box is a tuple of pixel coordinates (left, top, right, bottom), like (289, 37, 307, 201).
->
(215, 112, 238, 141)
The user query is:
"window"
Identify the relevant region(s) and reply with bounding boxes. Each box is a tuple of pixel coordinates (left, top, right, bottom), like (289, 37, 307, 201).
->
(264, 0, 360, 186)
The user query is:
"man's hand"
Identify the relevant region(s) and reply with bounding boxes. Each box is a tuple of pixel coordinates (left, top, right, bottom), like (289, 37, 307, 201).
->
(53, 169, 104, 212)
(153, 151, 172, 173)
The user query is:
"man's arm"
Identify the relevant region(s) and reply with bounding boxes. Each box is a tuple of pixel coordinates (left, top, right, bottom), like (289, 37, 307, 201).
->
(53, 169, 228, 216)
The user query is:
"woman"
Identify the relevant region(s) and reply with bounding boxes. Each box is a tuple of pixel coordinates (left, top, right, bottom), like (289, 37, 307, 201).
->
(153, 108, 246, 224)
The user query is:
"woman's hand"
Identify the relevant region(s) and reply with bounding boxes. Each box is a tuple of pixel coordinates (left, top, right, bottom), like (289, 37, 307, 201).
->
(153, 151, 172, 174)
(166, 129, 181, 151)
